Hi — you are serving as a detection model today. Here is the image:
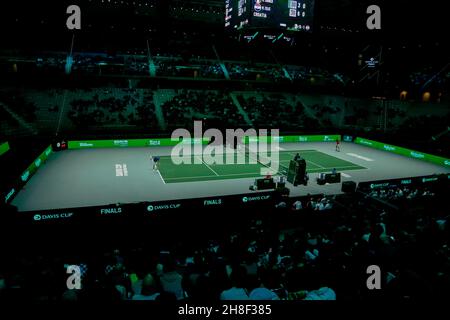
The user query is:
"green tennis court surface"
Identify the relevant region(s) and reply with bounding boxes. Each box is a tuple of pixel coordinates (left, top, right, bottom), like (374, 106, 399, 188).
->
(158, 149, 366, 183)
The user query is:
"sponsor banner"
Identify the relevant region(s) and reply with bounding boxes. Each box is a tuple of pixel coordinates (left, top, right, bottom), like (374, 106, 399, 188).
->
(0, 141, 10, 157)
(400, 179, 412, 185)
(422, 176, 439, 183)
(358, 173, 450, 191)
(243, 135, 341, 144)
(20, 191, 275, 223)
(68, 138, 210, 149)
(368, 182, 391, 190)
(146, 203, 182, 212)
(18, 174, 449, 223)
(70, 135, 341, 149)
(354, 137, 450, 168)
(295, 135, 339, 142)
(113, 140, 129, 147)
(242, 194, 272, 203)
(4, 145, 53, 205)
(203, 198, 223, 206)
(4, 188, 15, 204)
(20, 145, 53, 183)
(343, 135, 353, 142)
(99, 206, 123, 216)
(32, 212, 75, 222)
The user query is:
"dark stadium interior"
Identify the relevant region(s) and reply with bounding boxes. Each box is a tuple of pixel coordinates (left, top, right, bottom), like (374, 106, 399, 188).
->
(0, 0, 449, 307)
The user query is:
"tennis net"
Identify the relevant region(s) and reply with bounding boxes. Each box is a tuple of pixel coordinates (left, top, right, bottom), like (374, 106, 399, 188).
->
(240, 144, 288, 175)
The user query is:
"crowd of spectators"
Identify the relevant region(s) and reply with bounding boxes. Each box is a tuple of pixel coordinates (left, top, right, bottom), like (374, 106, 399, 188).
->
(67, 89, 157, 129)
(154, 57, 223, 79)
(26, 51, 443, 92)
(1, 180, 448, 302)
(312, 104, 341, 118)
(237, 93, 318, 130)
(123, 56, 149, 76)
(276, 194, 334, 212)
(285, 65, 344, 85)
(409, 67, 449, 88)
(397, 113, 450, 156)
(0, 102, 20, 132)
(0, 90, 37, 123)
(368, 186, 435, 202)
(24, 51, 349, 86)
(226, 62, 284, 82)
(162, 90, 246, 129)
(400, 114, 450, 134)
(36, 52, 149, 76)
(36, 54, 67, 72)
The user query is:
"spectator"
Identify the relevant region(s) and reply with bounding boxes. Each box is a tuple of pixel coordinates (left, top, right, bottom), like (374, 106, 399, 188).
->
(292, 200, 303, 211)
(249, 271, 280, 300)
(159, 258, 184, 300)
(304, 287, 336, 300)
(220, 266, 249, 300)
(132, 274, 160, 300)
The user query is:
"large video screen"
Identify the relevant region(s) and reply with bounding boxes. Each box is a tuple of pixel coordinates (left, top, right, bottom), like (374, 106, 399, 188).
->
(225, 0, 315, 32)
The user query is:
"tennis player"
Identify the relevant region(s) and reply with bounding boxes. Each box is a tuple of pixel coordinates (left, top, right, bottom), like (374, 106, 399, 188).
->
(152, 155, 160, 171)
(335, 139, 340, 152)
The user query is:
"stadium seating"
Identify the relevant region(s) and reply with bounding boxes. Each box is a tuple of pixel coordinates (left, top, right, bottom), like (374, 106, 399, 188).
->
(1, 183, 448, 301)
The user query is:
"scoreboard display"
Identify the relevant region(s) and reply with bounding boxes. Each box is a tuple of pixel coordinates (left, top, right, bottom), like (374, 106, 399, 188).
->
(225, 0, 315, 32)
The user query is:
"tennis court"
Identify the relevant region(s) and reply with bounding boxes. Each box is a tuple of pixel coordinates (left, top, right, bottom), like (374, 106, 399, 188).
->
(11, 142, 450, 212)
(158, 149, 366, 183)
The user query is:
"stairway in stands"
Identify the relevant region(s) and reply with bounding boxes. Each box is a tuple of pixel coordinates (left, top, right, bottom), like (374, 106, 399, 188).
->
(229, 92, 253, 127)
(29, 89, 66, 134)
(153, 89, 176, 130)
(0, 101, 38, 136)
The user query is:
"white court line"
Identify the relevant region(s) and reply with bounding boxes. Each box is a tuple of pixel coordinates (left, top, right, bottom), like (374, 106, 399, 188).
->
(164, 165, 366, 182)
(164, 171, 261, 181)
(306, 166, 367, 175)
(157, 169, 166, 184)
(306, 159, 326, 169)
(283, 150, 318, 153)
(115, 164, 128, 177)
(287, 152, 325, 169)
(149, 154, 166, 183)
(196, 156, 220, 176)
(346, 153, 374, 162)
(309, 165, 363, 170)
(341, 173, 351, 178)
